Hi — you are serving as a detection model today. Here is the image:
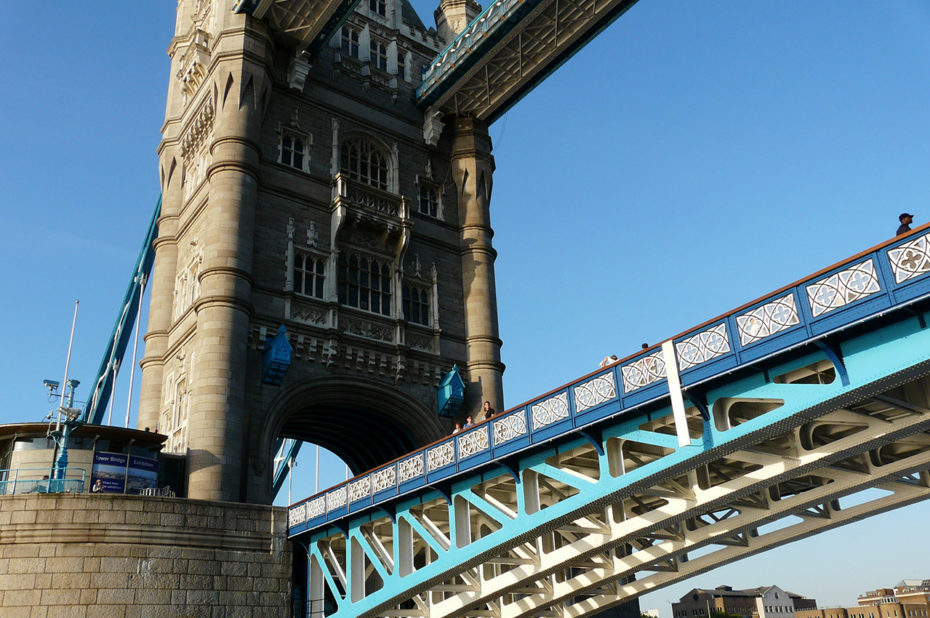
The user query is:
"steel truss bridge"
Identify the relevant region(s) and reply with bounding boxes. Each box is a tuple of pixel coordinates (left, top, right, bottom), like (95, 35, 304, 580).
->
(287, 226, 930, 616)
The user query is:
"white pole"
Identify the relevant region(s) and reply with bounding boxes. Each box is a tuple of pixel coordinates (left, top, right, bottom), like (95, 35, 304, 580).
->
(107, 359, 120, 425)
(124, 274, 147, 428)
(288, 447, 293, 505)
(58, 301, 80, 432)
(345, 464, 350, 481)
(315, 445, 320, 494)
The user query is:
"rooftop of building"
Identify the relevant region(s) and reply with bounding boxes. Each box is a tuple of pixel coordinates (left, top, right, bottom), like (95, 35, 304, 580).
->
(0, 422, 166, 446)
(677, 586, 811, 602)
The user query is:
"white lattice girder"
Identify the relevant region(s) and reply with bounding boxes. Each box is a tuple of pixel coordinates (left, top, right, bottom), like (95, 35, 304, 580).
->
(428, 0, 638, 122)
(561, 476, 930, 617)
(499, 452, 930, 618)
(425, 400, 930, 617)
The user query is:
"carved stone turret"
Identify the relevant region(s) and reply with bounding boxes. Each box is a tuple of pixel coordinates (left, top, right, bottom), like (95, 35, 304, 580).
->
(434, 0, 482, 44)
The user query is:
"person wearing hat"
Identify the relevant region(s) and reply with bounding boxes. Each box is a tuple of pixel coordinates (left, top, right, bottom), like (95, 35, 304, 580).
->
(897, 213, 915, 235)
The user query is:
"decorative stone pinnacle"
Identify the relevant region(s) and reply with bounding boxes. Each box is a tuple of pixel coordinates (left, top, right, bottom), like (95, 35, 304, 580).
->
(287, 53, 312, 91)
(423, 110, 445, 146)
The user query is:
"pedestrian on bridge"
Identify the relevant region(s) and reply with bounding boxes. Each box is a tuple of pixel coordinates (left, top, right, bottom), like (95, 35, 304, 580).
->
(897, 212, 915, 235)
(482, 400, 496, 420)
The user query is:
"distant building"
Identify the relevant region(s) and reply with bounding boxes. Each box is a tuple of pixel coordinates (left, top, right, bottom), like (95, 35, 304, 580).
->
(895, 580, 930, 618)
(673, 585, 816, 618)
(796, 578, 930, 618)
(860, 581, 930, 613)
(859, 589, 899, 606)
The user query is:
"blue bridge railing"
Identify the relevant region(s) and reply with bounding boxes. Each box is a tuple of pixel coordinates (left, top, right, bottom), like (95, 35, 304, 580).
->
(418, 0, 542, 106)
(0, 467, 87, 496)
(289, 224, 930, 536)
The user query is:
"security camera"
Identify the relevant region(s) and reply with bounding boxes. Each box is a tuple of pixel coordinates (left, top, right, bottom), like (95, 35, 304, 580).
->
(61, 407, 82, 422)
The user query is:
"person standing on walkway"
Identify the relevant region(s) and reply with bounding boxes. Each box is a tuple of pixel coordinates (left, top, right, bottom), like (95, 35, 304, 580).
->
(897, 212, 915, 235)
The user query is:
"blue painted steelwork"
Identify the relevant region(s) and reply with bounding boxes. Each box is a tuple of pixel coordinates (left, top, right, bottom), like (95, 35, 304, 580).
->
(263, 325, 294, 385)
(286, 225, 930, 614)
(418, 0, 545, 105)
(273, 439, 303, 498)
(289, 224, 930, 537)
(292, 306, 930, 615)
(437, 364, 465, 417)
(82, 196, 161, 425)
(417, 0, 640, 122)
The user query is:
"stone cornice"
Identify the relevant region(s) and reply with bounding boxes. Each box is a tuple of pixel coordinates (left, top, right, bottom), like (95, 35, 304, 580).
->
(0, 494, 285, 553)
(193, 294, 255, 319)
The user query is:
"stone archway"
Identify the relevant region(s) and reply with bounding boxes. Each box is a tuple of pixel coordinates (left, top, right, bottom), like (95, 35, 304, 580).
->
(253, 376, 446, 502)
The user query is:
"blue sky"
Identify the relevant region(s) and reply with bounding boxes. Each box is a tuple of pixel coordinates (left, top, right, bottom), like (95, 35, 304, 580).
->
(2, 1, 929, 612)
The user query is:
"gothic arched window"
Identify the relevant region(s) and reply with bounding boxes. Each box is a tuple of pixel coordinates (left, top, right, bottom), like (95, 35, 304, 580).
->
(337, 253, 392, 315)
(402, 283, 430, 326)
(341, 138, 389, 190)
(295, 251, 326, 299)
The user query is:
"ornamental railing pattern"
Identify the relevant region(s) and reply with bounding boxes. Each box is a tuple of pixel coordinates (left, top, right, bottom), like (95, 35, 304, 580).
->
(332, 173, 407, 219)
(289, 225, 930, 535)
(419, 0, 524, 99)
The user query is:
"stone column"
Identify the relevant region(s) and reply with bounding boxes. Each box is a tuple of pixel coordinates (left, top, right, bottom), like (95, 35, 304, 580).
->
(451, 116, 505, 416)
(138, 146, 182, 432)
(186, 50, 268, 502)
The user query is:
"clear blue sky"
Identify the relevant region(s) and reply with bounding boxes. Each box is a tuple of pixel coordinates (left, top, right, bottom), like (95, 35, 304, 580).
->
(1, 1, 929, 613)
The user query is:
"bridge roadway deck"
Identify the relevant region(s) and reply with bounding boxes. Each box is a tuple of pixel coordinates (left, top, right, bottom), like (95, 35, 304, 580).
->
(289, 222, 930, 536)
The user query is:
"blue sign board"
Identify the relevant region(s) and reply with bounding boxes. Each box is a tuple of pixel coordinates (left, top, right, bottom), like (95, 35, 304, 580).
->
(91, 451, 158, 494)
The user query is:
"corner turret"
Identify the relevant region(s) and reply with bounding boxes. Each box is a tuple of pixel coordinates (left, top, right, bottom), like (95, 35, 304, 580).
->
(434, 0, 482, 44)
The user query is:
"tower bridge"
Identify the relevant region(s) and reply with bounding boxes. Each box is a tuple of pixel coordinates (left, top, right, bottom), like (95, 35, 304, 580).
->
(287, 225, 930, 616)
(3, 1, 929, 616)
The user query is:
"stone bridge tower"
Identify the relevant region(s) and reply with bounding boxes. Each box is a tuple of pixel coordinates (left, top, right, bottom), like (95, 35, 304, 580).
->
(138, 0, 504, 503)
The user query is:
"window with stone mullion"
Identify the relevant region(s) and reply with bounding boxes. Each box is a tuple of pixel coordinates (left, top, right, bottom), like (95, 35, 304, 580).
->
(418, 185, 438, 217)
(370, 39, 388, 72)
(341, 139, 388, 190)
(281, 132, 304, 170)
(338, 253, 392, 316)
(295, 252, 325, 299)
(403, 284, 430, 326)
(369, 0, 386, 16)
(341, 26, 360, 58)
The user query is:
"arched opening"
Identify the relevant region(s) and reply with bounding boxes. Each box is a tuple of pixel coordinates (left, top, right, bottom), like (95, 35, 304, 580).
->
(261, 376, 445, 503)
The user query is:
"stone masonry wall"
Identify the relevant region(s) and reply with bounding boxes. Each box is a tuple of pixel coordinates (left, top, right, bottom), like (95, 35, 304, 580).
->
(0, 494, 291, 617)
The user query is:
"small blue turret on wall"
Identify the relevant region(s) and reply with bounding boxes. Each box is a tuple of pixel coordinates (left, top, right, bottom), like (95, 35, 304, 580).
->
(437, 365, 465, 417)
(262, 325, 293, 385)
